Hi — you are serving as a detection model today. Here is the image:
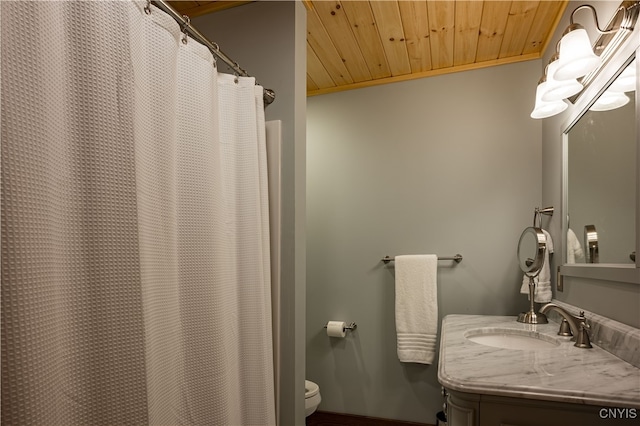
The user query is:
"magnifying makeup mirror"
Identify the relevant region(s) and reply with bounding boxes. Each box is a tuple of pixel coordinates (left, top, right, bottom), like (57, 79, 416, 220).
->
(517, 227, 549, 324)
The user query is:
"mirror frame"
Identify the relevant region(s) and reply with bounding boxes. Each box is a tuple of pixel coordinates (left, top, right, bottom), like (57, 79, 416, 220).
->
(560, 36, 640, 284)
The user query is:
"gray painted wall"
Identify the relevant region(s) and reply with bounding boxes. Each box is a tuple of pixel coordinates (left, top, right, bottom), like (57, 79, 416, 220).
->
(307, 61, 542, 423)
(194, 3, 307, 424)
(540, 1, 640, 328)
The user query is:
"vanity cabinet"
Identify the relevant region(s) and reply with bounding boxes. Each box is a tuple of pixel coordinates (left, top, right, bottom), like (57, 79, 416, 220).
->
(445, 390, 477, 426)
(439, 315, 640, 426)
(446, 389, 636, 426)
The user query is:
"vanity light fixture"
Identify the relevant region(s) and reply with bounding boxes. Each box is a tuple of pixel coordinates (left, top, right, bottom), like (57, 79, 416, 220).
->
(589, 59, 636, 111)
(589, 58, 635, 111)
(554, 7, 603, 81)
(531, 76, 568, 119)
(531, 1, 640, 119)
(610, 58, 637, 92)
(541, 53, 584, 101)
(589, 88, 630, 111)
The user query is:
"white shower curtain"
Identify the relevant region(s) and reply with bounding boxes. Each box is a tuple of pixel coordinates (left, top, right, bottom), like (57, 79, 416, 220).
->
(1, 1, 275, 425)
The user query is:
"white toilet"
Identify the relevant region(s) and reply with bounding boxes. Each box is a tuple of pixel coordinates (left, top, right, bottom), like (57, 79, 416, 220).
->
(304, 380, 321, 417)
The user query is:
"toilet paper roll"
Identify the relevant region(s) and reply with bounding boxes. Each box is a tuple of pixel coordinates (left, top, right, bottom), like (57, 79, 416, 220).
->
(326, 321, 346, 338)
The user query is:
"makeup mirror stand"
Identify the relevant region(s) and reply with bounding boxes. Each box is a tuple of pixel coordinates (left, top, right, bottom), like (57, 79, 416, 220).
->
(517, 274, 549, 324)
(516, 226, 549, 324)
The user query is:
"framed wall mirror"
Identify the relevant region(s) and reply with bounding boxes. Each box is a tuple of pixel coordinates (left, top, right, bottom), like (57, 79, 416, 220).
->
(566, 59, 635, 265)
(561, 41, 639, 284)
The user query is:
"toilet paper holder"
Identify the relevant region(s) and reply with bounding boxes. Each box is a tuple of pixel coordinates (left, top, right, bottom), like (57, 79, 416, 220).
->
(323, 322, 357, 332)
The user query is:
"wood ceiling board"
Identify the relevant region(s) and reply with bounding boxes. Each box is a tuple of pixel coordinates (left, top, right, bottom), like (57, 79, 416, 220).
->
(370, 1, 412, 76)
(313, 1, 372, 82)
(307, 44, 336, 90)
(475, 1, 512, 62)
(180, 1, 200, 10)
(454, 0, 484, 66)
(307, 8, 355, 86)
(398, 0, 432, 73)
(427, 0, 455, 70)
(341, 1, 391, 79)
(499, 1, 541, 59)
(168, 1, 252, 18)
(522, 0, 568, 55)
(307, 74, 320, 92)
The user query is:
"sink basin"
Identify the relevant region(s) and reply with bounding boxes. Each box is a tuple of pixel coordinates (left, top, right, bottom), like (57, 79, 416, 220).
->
(464, 327, 561, 350)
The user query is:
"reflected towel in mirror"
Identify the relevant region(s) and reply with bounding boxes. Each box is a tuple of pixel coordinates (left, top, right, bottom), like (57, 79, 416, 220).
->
(566, 228, 584, 264)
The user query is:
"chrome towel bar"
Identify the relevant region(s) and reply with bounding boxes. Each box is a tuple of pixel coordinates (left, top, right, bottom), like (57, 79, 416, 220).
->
(381, 254, 463, 264)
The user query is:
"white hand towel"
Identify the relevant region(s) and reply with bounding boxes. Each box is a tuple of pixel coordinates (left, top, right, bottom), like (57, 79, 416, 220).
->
(395, 255, 438, 364)
(520, 229, 553, 303)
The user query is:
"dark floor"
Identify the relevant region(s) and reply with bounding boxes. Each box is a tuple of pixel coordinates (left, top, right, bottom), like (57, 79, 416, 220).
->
(306, 411, 433, 426)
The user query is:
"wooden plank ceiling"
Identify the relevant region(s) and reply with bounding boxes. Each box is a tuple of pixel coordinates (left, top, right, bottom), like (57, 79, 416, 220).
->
(166, 1, 252, 17)
(168, 1, 569, 97)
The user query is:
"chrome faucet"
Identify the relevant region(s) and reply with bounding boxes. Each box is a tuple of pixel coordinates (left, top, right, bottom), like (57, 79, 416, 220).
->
(539, 303, 592, 348)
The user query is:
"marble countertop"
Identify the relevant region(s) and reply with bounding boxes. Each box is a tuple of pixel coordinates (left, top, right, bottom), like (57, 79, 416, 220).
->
(438, 315, 640, 408)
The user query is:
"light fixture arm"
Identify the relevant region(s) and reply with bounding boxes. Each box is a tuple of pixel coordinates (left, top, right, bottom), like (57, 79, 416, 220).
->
(568, 2, 640, 36)
(569, 4, 623, 34)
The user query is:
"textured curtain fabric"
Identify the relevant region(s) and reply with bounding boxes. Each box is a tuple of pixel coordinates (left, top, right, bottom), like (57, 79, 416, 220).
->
(1, 2, 275, 425)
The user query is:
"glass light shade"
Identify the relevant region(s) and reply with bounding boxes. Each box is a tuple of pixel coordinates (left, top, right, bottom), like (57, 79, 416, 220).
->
(610, 60, 636, 92)
(531, 81, 568, 119)
(555, 27, 600, 81)
(589, 90, 630, 111)
(541, 59, 583, 101)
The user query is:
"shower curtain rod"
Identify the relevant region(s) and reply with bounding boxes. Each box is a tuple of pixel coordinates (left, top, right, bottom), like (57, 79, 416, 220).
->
(150, 0, 276, 107)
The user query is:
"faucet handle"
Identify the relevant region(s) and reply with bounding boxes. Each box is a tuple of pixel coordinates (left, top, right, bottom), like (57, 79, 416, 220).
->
(574, 312, 593, 349)
(577, 311, 590, 329)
